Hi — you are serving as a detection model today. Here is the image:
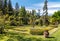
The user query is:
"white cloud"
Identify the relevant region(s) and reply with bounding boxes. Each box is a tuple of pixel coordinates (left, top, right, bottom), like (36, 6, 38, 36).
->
(48, 9, 58, 15)
(26, 8, 32, 12)
(25, 2, 60, 15)
(48, 2, 60, 9)
(33, 2, 60, 9)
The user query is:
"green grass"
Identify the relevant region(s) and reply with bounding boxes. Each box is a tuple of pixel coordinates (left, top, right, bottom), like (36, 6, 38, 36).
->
(5, 25, 54, 36)
(0, 25, 59, 41)
(43, 25, 60, 41)
(52, 27, 60, 41)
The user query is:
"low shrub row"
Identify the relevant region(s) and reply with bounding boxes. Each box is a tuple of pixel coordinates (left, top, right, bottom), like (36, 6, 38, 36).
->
(30, 27, 54, 35)
(30, 29, 44, 35)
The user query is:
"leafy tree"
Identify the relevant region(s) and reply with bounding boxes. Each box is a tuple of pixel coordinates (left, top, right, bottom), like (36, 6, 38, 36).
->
(52, 10, 60, 23)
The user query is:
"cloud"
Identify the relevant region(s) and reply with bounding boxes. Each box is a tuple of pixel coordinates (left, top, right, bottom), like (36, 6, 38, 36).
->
(33, 2, 60, 9)
(48, 2, 60, 9)
(26, 8, 32, 11)
(25, 2, 60, 15)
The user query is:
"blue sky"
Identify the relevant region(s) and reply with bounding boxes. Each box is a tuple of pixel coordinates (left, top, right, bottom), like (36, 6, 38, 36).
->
(11, 0, 60, 15)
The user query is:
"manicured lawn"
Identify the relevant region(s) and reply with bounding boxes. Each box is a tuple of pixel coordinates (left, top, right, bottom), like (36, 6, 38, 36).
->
(5, 25, 54, 35)
(0, 25, 59, 41)
(52, 25, 60, 41)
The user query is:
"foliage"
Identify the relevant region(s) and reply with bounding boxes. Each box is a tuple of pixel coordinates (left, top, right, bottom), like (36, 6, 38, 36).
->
(52, 10, 60, 23)
(30, 27, 54, 35)
(8, 0, 13, 15)
(15, 2, 19, 17)
(7, 39, 14, 41)
(3, 0, 8, 15)
(19, 6, 26, 17)
(42, 0, 49, 26)
(0, 26, 5, 34)
(0, 0, 50, 26)
(30, 29, 44, 35)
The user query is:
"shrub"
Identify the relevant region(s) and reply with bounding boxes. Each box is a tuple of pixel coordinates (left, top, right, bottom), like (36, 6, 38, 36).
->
(30, 29, 44, 35)
(0, 26, 5, 34)
(30, 27, 54, 35)
(7, 39, 14, 41)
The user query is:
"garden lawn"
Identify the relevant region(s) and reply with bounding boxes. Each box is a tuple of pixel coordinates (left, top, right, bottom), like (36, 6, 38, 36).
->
(5, 25, 54, 36)
(0, 25, 59, 41)
(52, 25, 60, 41)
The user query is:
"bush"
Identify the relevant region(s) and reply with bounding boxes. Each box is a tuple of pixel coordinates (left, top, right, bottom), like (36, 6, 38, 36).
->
(5, 26, 16, 29)
(0, 26, 5, 34)
(30, 29, 44, 35)
(30, 27, 54, 35)
(7, 39, 14, 41)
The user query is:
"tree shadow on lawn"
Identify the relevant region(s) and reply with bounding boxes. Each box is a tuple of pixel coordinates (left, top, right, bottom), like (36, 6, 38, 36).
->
(47, 37, 55, 38)
(45, 37, 57, 41)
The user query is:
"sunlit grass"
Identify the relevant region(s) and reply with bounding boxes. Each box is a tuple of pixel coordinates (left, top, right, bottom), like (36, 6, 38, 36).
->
(0, 25, 59, 41)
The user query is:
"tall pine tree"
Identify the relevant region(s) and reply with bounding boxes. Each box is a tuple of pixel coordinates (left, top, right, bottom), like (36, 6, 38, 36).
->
(3, 0, 8, 15)
(19, 6, 28, 25)
(15, 2, 19, 17)
(43, 0, 49, 26)
(20, 6, 26, 17)
(0, 0, 3, 10)
(8, 0, 13, 15)
(31, 10, 36, 28)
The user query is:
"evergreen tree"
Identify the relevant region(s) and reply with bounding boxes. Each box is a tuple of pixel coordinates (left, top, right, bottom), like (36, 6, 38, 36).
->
(0, 0, 3, 15)
(15, 2, 19, 11)
(19, 6, 26, 17)
(3, 0, 8, 15)
(19, 6, 28, 25)
(31, 10, 36, 28)
(0, 0, 3, 10)
(37, 9, 40, 18)
(8, 0, 13, 15)
(15, 2, 19, 16)
(43, 0, 49, 26)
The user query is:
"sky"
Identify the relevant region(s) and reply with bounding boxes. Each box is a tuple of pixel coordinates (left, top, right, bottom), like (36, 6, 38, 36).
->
(11, 0, 60, 15)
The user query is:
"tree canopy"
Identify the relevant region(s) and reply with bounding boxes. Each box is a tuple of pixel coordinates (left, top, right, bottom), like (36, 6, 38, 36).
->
(52, 10, 60, 22)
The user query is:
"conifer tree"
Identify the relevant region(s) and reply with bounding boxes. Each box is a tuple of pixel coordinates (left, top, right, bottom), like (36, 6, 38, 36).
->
(0, 0, 3, 10)
(8, 0, 13, 15)
(3, 0, 7, 15)
(43, 0, 49, 26)
(0, 0, 4, 15)
(31, 10, 36, 28)
(15, 2, 19, 16)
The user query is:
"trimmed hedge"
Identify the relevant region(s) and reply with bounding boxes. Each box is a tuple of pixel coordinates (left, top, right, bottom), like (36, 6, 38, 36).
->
(30, 29, 44, 35)
(30, 27, 54, 35)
